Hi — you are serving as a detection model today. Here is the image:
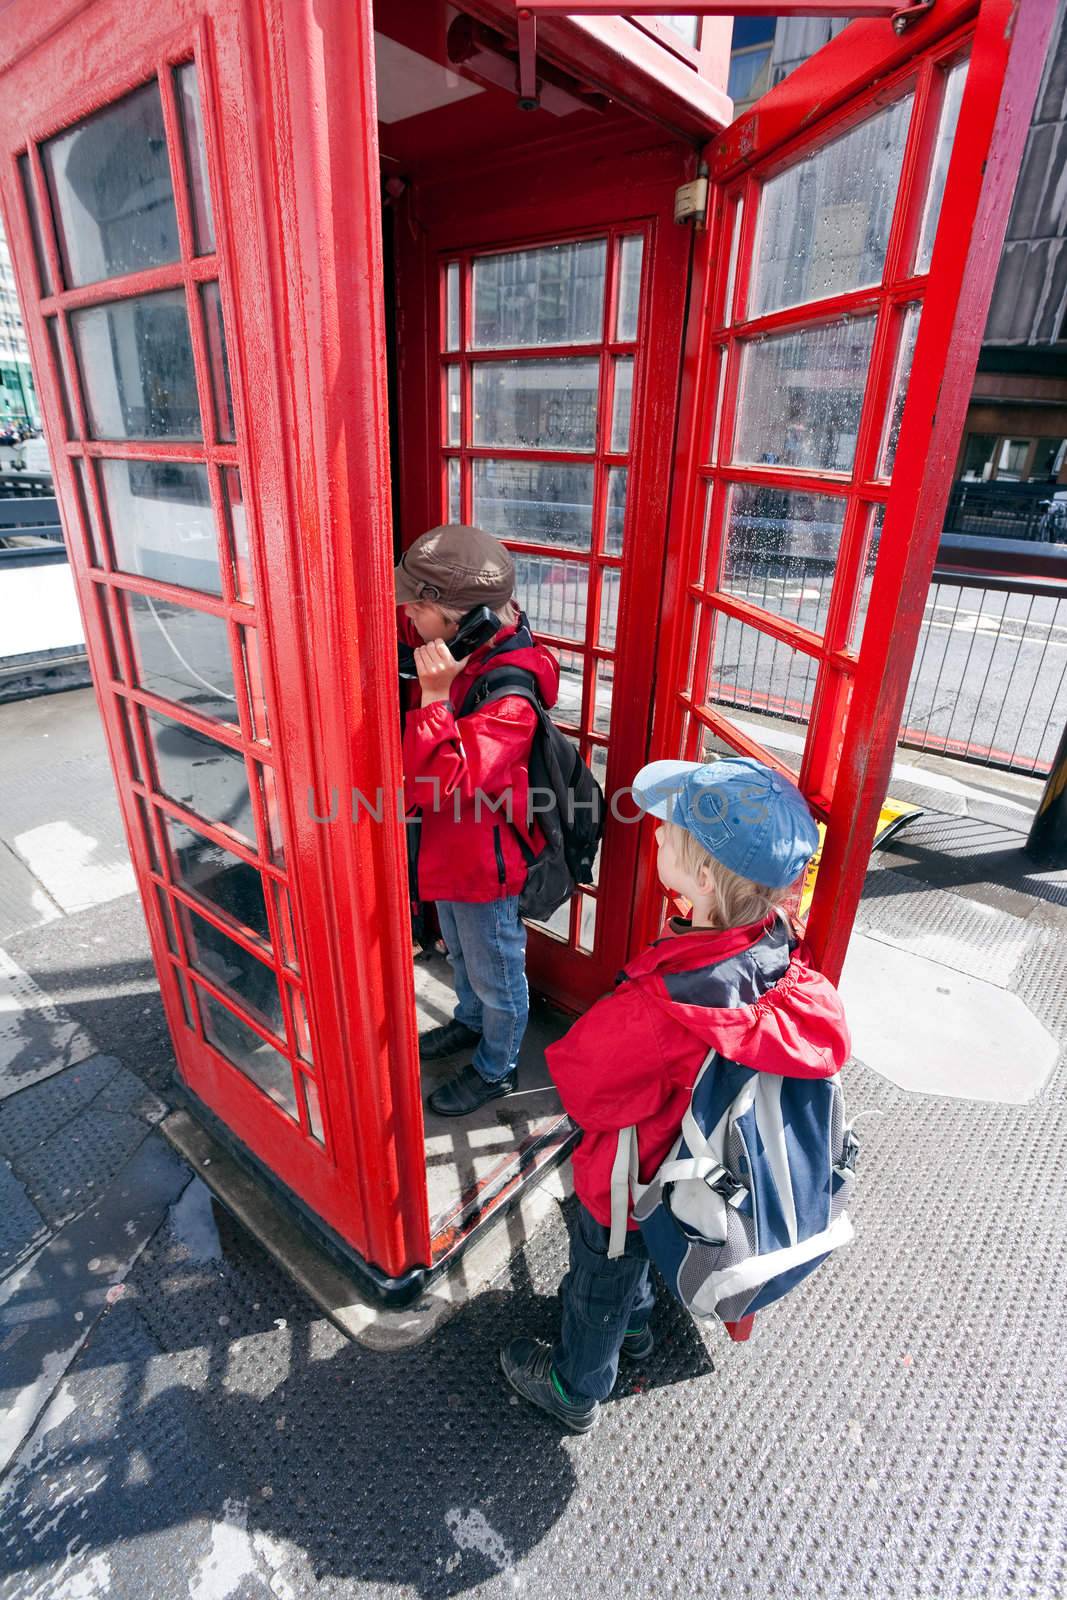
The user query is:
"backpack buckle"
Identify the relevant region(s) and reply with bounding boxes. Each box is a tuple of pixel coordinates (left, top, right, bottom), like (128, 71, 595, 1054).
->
(834, 1129, 860, 1177)
(704, 1166, 748, 1207)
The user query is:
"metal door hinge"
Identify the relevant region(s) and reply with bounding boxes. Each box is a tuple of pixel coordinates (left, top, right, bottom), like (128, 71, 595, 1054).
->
(891, 0, 935, 32)
(675, 174, 709, 226)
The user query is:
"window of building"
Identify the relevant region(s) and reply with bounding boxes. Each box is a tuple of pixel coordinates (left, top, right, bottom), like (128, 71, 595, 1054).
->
(729, 17, 776, 109)
(1029, 437, 1066, 481)
(996, 437, 1032, 481)
(960, 432, 997, 480)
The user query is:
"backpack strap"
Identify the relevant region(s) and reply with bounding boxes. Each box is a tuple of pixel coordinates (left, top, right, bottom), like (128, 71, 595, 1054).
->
(457, 664, 543, 720)
(608, 1127, 639, 1259)
(456, 665, 544, 866)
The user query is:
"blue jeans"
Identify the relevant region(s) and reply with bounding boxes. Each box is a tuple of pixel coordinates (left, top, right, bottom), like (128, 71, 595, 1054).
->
(435, 896, 529, 1083)
(553, 1202, 655, 1403)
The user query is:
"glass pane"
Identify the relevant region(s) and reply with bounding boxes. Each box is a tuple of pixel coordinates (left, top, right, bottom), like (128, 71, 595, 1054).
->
(445, 261, 461, 351)
(45, 318, 75, 438)
(124, 590, 237, 721)
(100, 458, 221, 595)
(473, 359, 598, 451)
(701, 611, 817, 774)
(610, 357, 633, 453)
(598, 568, 621, 650)
(42, 82, 180, 289)
(749, 96, 912, 318)
(92, 584, 121, 681)
(136, 793, 162, 874)
(605, 467, 627, 555)
(199, 991, 296, 1119)
(302, 1076, 324, 1143)
(222, 468, 253, 602)
(578, 894, 597, 953)
(447, 457, 461, 523)
(73, 459, 102, 568)
(185, 908, 283, 1036)
(155, 885, 180, 956)
(166, 814, 269, 939)
(446, 365, 461, 446)
(695, 484, 715, 587)
(258, 762, 286, 865)
(879, 304, 921, 478)
(527, 899, 571, 941)
(146, 708, 255, 840)
(175, 63, 216, 255)
(174, 966, 195, 1030)
(916, 61, 968, 274)
(289, 986, 313, 1066)
(201, 282, 235, 443)
(723, 201, 743, 326)
(241, 627, 270, 742)
(473, 460, 593, 550)
(553, 649, 584, 728)
(514, 555, 588, 642)
(615, 236, 644, 341)
(960, 433, 997, 482)
(72, 291, 201, 440)
(662, 15, 699, 45)
(17, 153, 54, 296)
(720, 485, 846, 635)
(848, 503, 884, 654)
(271, 880, 299, 971)
(117, 697, 142, 780)
(473, 239, 606, 349)
(593, 658, 613, 733)
(734, 316, 876, 473)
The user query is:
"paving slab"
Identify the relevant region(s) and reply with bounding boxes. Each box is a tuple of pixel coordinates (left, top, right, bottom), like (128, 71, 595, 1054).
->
(841, 931, 1059, 1102)
(0, 1133, 189, 1475)
(0, 948, 96, 1100)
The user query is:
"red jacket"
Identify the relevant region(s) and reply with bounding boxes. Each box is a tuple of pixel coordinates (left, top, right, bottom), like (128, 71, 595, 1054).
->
(546, 914, 851, 1229)
(401, 610, 561, 903)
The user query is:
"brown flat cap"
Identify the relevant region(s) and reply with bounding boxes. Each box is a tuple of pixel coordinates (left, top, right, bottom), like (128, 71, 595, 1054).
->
(395, 524, 516, 612)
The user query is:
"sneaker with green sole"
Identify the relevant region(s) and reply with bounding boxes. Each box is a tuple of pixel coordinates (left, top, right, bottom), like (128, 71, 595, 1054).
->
(621, 1324, 654, 1361)
(499, 1338, 599, 1432)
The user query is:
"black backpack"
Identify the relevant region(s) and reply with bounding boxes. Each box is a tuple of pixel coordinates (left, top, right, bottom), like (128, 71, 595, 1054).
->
(458, 635, 605, 921)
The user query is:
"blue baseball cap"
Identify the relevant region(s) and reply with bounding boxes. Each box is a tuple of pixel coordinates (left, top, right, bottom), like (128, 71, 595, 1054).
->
(631, 757, 819, 890)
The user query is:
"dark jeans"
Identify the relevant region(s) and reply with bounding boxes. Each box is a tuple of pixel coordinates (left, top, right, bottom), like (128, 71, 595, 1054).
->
(553, 1202, 655, 1404)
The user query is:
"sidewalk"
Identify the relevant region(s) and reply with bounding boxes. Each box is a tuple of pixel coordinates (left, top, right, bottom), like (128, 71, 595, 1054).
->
(0, 687, 1065, 1600)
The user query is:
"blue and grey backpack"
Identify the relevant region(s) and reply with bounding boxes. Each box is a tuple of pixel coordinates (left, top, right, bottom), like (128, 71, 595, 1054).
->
(608, 1006, 858, 1324)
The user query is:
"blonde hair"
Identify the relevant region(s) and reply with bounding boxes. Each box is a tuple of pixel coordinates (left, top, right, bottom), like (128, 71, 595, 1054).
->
(665, 820, 790, 929)
(441, 598, 520, 629)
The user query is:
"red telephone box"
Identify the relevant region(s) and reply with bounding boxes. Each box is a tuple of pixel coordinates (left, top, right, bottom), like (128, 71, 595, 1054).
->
(0, 0, 1053, 1302)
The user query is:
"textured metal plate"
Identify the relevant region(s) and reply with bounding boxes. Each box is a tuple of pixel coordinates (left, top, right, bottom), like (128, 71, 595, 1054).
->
(855, 869, 1040, 987)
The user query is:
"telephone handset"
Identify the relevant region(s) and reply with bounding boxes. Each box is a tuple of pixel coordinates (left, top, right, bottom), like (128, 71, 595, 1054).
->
(398, 604, 502, 680)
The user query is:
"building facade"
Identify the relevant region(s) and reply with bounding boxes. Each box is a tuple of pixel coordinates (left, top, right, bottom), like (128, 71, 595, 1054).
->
(0, 228, 39, 426)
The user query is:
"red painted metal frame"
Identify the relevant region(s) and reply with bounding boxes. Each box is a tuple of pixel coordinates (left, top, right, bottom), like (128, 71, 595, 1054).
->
(462, 1, 733, 135)
(520, 0, 908, 11)
(638, 0, 1058, 977)
(391, 125, 695, 1012)
(0, 0, 431, 1277)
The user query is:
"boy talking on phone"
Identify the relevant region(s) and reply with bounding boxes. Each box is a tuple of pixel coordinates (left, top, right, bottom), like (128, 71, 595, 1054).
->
(397, 524, 560, 1117)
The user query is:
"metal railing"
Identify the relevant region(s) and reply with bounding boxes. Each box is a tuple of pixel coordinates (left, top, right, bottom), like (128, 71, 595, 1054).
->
(899, 540, 1067, 776)
(944, 480, 1066, 543)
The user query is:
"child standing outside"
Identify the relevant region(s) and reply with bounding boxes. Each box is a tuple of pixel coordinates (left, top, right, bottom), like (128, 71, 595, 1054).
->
(500, 756, 850, 1430)
(397, 524, 560, 1118)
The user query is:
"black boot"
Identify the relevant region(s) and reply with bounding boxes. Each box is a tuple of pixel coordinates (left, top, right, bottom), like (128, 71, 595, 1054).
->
(427, 1063, 518, 1117)
(418, 1018, 482, 1062)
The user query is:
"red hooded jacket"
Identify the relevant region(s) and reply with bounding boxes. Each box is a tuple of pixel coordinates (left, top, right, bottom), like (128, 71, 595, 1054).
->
(546, 912, 851, 1229)
(401, 610, 561, 903)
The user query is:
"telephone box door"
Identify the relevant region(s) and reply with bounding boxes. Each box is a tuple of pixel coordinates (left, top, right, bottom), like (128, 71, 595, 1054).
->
(0, 1, 430, 1279)
(645, 0, 1055, 977)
